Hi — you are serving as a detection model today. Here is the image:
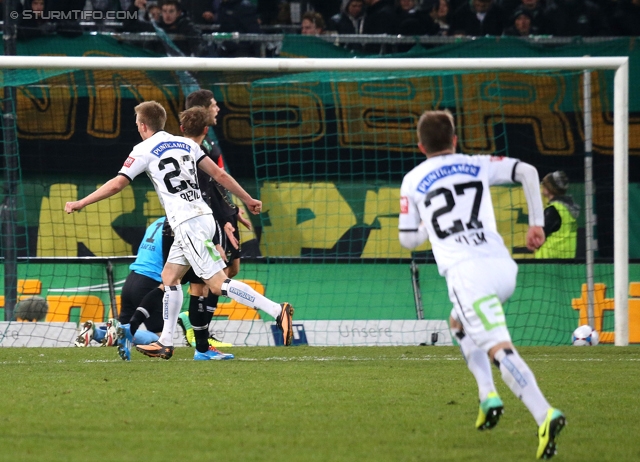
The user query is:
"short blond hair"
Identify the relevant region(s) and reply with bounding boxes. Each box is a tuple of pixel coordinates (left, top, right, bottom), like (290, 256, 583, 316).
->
(134, 101, 167, 132)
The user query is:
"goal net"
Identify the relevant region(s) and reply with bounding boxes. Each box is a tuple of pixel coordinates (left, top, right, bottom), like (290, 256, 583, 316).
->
(0, 56, 631, 348)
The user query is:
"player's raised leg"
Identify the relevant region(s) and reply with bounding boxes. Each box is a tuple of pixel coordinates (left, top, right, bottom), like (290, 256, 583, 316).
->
(450, 315, 503, 430)
(205, 271, 294, 346)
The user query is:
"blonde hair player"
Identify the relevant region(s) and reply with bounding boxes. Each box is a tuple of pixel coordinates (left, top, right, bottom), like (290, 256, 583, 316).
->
(398, 110, 565, 459)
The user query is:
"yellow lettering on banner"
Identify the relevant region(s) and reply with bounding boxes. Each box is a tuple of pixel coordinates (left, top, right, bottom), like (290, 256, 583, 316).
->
(220, 84, 324, 145)
(361, 187, 430, 258)
(259, 183, 356, 256)
(18, 279, 42, 295)
(143, 191, 165, 227)
(333, 76, 441, 151)
(490, 186, 532, 258)
(37, 183, 134, 256)
(17, 72, 77, 140)
(45, 295, 104, 323)
(581, 72, 640, 156)
(83, 53, 182, 138)
(457, 73, 573, 155)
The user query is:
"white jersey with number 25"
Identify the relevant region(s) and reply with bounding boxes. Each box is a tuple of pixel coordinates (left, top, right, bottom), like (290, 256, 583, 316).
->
(118, 131, 213, 229)
(399, 154, 519, 276)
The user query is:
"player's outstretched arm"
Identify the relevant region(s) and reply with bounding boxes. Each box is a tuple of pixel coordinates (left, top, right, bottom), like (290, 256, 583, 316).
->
(513, 162, 546, 251)
(64, 175, 130, 214)
(197, 156, 262, 214)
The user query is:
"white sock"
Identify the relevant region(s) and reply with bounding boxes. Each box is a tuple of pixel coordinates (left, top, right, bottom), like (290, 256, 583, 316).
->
(158, 285, 183, 346)
(494, 349, 551, 425)
(455, 331, 496, 402)
(221, 279, 282, 319)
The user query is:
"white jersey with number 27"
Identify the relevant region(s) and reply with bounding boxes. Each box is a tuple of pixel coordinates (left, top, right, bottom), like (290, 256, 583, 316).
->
(118, 131, 213, 229)
(399, 154, 519, 276)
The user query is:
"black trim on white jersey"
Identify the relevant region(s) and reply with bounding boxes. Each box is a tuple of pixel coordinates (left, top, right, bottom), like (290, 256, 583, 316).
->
(511, 162, 520, 184)
(195, 156, 206, 166)
(118, 172, 133, 182)
(399, 228, 419, 232)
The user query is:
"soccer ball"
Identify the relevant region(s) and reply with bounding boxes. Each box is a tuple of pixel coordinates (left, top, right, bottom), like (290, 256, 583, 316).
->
(15, 296, 49, 322)
(572, 325, 599, 346)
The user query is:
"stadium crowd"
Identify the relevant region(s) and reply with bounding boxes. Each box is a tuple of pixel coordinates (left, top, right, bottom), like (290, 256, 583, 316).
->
(10, 0, 640, 53)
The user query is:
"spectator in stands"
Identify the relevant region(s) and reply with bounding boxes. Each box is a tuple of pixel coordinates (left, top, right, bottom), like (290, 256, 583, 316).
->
(330, 0, 366, 34)
(610, 0, 640, 36)
(147, 2, 161, 20)
(542, 0, 609, 36)
(515, 0, 547, 34)
(362, 0, 399, 53)
(424, 0, 451, 35)
(18, 0, 82, 40)
(18, 0, 54, 40)
(123, 0, 202, 56)
(300, 11, 326, 34)
(158, 0, 202, 56)
(449, 0, 503, 36)
(127, 0, 161, 23)
(396, 0, 418, 20)
(396, 0, 439, 37)
(502, 8, 534, 35)
(217, 0, 262, 56)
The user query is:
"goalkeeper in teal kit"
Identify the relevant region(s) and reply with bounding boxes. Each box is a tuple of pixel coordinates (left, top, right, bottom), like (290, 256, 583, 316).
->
(74, 217, 169, 350)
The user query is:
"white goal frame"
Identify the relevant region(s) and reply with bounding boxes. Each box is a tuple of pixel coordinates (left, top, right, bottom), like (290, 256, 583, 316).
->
(0, 55, 629, 345)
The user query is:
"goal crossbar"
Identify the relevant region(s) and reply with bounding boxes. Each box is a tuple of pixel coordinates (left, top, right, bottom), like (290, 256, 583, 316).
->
(0, 55, 629, 345)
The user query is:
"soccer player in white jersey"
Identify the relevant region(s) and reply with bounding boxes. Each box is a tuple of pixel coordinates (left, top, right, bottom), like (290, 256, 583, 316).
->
(398, 110, 565, 460)
(64, 101, 294, 359)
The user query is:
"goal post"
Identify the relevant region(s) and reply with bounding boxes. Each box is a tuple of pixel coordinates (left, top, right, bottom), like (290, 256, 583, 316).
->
(0, 55, 630, 346)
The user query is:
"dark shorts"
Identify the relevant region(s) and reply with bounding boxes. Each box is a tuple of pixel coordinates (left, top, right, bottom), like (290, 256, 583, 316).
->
(119, 271, 164, 333)
(182, 267, 204, 285)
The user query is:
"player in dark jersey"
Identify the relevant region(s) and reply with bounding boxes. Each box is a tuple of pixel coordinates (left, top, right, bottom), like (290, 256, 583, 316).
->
(175, 90, 254, 354)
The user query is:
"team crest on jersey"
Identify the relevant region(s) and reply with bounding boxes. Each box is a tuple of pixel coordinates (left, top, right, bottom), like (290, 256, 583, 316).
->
(400, 196, 409, 214)
(123, 156, 135, 168)
(150, 141, 191, 157)
(417, 164, 480, 193)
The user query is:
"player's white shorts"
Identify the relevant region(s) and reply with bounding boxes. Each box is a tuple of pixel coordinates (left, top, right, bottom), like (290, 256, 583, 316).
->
(166, 214, 226, 280)
(446, 257, 517, 352)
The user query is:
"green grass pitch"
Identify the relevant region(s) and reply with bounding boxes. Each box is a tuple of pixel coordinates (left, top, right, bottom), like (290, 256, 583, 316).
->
(0, 346, 638, 462)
